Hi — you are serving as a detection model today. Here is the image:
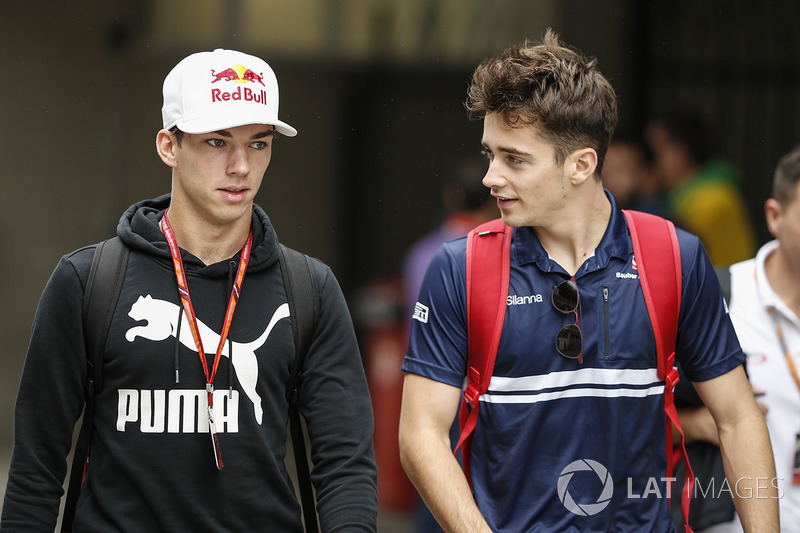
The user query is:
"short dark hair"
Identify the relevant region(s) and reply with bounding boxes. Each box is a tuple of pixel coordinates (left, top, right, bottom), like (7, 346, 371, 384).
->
(170, 126, 184, 146)
(465, 28, 618, 174)
(773, 144, 800, 206)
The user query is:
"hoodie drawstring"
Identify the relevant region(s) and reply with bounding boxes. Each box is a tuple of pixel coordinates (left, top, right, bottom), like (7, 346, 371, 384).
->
(174, 306, 183, 383)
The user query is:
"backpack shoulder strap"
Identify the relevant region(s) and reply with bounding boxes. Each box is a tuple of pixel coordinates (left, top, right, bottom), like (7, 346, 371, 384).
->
(63, 236, 129, 533)
(455, 218, 512, 489)
(623, 210, 694, 533)
(278, 243, 320, 533)
(82, 237, 130, 393)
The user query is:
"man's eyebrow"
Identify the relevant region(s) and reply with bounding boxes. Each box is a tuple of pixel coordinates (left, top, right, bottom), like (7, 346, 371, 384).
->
(482, 141, 531, 157)
(210, 128, 274, 139)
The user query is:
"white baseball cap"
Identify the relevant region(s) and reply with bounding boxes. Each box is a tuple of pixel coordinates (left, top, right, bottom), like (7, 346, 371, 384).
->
(161, 48, 297, 137)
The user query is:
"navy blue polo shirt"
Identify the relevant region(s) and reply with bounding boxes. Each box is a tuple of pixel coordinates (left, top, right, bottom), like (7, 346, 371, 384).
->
(402, 193, 744, 532)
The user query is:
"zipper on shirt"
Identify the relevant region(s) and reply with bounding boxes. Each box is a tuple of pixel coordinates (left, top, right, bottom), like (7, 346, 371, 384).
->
(602, 286, 611, 356)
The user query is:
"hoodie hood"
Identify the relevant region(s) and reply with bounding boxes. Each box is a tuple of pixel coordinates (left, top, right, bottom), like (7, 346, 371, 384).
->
(116, 193, 281, 276)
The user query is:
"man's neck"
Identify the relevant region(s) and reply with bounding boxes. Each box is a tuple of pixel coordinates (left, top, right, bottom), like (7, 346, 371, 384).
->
(536, 190, 612, 276)
(163, 208, 252, 266)
(764, 245, 800, 318)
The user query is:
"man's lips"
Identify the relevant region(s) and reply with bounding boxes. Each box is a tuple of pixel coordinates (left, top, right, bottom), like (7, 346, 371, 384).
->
(494, 195, 517, 208)
(219, 187, 249, 201)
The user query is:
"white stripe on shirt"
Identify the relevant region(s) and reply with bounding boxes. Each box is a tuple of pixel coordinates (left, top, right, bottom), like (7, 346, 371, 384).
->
(481, 367, 664, 404)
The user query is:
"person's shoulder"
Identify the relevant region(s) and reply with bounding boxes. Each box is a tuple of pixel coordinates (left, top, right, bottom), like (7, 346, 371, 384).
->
(672, 223, 703, 254)
(691, 181, 747, 209)
(672, 225, 717, 283)
(279, 245, 332, 281)
(728, 256, 756, 274)
(438, 235, 468, 270)
(306, 254, 334, 285)
(62, 242, 105, 276)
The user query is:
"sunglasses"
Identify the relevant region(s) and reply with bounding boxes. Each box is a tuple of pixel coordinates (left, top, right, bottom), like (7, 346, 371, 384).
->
(552, 279, 583, 362)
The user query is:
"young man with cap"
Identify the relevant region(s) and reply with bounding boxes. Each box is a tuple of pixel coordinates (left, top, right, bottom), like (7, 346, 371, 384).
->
(398, 30, 778, 532)
(1, 49, 378, 532)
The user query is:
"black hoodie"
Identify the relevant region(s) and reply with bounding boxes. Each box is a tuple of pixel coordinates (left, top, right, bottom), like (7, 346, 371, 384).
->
(1, 195, 378, 532)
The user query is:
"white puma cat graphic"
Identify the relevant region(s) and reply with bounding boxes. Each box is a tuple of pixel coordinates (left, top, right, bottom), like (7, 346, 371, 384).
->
(125, 295, 290, 424)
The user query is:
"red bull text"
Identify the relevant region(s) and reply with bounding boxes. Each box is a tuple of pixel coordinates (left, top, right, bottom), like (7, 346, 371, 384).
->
(211, 86, 268, 106)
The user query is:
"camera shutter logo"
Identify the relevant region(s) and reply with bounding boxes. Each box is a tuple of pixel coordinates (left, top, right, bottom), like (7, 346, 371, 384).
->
(557, 459, 614, 516)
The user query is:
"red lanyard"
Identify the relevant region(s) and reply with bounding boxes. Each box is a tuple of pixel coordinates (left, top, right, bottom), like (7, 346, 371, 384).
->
(755, 267, 800, 394)
(767, 307, 800, 394)
(160, 209, 253, 470)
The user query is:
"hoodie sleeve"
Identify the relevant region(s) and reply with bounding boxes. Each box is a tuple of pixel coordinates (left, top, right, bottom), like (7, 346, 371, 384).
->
(296, 260, 378, 532)
(1, 251, 92, 532)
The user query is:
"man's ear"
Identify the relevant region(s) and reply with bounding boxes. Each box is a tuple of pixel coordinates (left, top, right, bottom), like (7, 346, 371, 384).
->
(765, 198, 782, 239)
(570, 148, 598, 185)
(156, 129, 178, 168)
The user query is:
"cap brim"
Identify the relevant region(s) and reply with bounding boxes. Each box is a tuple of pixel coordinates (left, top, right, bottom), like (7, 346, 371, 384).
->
(176, 115, 297, 137)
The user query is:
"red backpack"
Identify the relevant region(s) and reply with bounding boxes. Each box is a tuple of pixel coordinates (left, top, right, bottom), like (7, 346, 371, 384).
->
(456, 211, 695, 532)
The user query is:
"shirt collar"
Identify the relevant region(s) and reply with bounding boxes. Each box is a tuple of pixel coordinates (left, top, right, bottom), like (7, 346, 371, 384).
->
(754, 240, 794, 315)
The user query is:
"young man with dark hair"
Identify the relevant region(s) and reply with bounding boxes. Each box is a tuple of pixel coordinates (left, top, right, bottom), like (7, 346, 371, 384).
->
(1, 49, 378, 532)
(723, 144, 800, 531)
(398, 30, 778, 532)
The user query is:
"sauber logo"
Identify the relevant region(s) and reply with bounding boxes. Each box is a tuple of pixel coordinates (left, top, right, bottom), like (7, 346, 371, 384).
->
(618, 256, 639, 279)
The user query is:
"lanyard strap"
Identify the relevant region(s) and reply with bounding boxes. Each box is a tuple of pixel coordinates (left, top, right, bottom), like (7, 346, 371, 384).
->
(161, 210, 252, 387)
(767, 307, 800, 393)
(160, 210, 252, 470)
(754, 265, 800, 394)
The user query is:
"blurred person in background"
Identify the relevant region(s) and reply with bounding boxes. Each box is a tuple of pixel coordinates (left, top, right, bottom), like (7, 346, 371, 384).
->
(720, 144, 800, 532)
(603, 135, 670, 217)
(645, 110, 757, 266)
(402, 156, 498, 318)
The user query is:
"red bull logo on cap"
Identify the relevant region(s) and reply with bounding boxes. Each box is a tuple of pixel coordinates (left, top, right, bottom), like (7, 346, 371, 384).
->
(210, 64, 266, 86)
(210, 64, 269, 106)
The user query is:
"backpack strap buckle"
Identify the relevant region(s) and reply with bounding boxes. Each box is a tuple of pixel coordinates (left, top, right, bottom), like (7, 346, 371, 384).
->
(464, 367, 482, 408)
(665, 362, 680, 392)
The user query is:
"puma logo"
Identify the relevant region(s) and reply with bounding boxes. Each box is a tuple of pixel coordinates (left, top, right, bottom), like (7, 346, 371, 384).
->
(125, 295, 290, 424)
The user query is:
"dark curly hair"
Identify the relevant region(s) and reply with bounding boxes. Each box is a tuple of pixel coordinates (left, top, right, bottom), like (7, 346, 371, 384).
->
(465, 29, 618, 175)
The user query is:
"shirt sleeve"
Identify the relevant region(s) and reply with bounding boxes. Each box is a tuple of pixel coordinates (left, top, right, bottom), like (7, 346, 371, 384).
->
(296, 260, 378, 532)
(674, 231, 746, 382)
(1, 251, 93, 532)
(402, 240, 469, 388)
